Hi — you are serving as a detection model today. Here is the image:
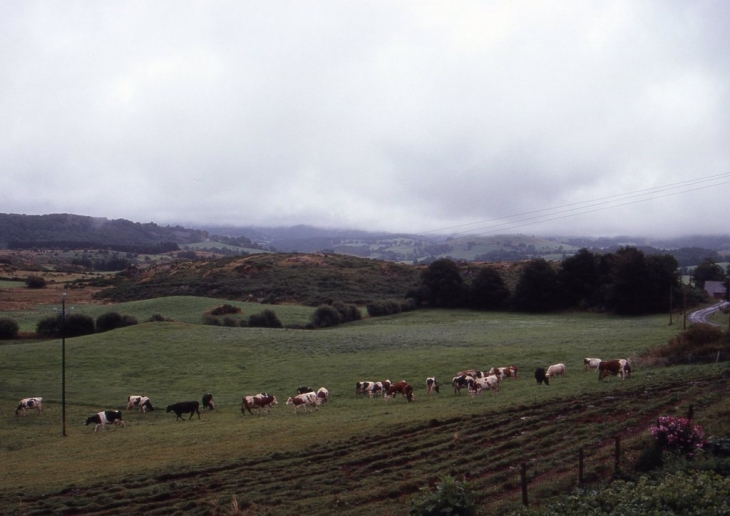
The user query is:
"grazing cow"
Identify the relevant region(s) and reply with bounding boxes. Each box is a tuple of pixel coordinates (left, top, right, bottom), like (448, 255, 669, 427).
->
(381, 379, 392, 392)
(456, 369, 478, 378)
(85, 410, 125, 432)
(426, 377, 440, 395)
(297, 386, 313, 394)
(15, 397, 43, 416)
(599, 359, 631, 381)
(316, 387, 329, 403)
(355, 381, 375, 396)
(546, 363, 566, 378)
(365, 381, 385, 398)
(534, 367, 549, 386)
(286, 391, 319, 412)
(584, 358, 602, 371)
(126, 395, 155, 412)
(619, 359, 632, 378)
(452, 374, 474, 395)
(166, 401, 201, 421)
(202, 393, 215, 410)
(385, 380, 414, 402)
(489, 366, 518, 380)
(472, 375, 500, 395)
(241, 393, 278, 415)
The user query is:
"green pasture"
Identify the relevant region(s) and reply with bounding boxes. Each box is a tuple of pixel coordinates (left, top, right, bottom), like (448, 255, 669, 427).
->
(0, 307, 689, 497)
(0, 296, 317, 332)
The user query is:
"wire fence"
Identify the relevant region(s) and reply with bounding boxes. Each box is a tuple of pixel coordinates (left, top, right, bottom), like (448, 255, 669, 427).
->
(491, 432, 646, 512)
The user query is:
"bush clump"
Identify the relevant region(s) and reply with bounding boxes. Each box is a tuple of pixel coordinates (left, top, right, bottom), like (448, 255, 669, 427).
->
(37, 313, 95, 338)
(332, 301, 362, 323)
(210, 304, 241, 316)
(0, 318, 20, 339)
(147, 313, 172, 322)
(367, 298, 417, 317)
(96, 312, 138, 332)
(640, 324, 729, 365)
(247, 309, 283, 328)
(310, 305, 341, 328)
(25, 275, 46, 289)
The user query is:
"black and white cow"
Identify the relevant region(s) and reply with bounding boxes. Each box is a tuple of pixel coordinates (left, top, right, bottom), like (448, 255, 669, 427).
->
(202, 393, 215, 410)
(85, 410, 125, 432)
(15, 397, 43, 416)
(126, 395, 155, 412)
(166, 401, 201, 421)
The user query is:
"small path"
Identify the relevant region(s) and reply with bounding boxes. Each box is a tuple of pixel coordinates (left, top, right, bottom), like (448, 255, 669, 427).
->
(687, 300, 728, 326)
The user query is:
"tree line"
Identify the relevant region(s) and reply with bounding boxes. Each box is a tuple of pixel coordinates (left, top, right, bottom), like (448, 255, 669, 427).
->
(413, 246, 715, 315)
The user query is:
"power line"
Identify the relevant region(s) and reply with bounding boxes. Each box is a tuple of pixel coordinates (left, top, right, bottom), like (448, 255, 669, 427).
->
(420, 172, 730, 237)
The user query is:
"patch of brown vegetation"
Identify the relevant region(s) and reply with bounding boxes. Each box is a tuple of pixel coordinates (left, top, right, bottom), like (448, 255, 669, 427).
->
(0, 274, 105, 311)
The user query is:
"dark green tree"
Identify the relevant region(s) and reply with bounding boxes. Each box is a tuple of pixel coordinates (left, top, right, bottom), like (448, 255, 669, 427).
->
(420, 258, 465, 308)
(466, 267, 510, 310)
(693, 258, 726, 286)
(512, 259, 561, 313)
(558, 248, 601, 308)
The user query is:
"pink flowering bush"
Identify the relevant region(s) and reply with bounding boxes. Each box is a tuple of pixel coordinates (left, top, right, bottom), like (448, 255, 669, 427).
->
(649, 416, 705, 458)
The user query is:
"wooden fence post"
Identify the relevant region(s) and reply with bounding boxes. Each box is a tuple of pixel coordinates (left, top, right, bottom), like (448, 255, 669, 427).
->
(578, 448, 584, 487)
(614, 437, 620, 474)
(521, 462, 528, 507)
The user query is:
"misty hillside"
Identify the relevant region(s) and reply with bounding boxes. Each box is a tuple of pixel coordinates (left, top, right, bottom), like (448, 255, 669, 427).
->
(0, 213, 208, 247)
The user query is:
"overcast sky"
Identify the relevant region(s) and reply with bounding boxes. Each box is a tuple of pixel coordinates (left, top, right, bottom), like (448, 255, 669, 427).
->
(2, 1, 729, 238)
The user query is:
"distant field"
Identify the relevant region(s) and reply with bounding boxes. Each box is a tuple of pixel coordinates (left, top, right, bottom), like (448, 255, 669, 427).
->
(3, 307, 724, 515)
(0, 296, 317, 332)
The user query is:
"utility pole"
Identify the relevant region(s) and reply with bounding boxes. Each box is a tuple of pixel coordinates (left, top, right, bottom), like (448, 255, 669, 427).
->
(61, 292, 67, 437)
(669, 286, 673, 325)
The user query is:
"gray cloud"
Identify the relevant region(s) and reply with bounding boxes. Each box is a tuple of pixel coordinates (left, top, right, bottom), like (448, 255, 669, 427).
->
(2, 1, 728, 238)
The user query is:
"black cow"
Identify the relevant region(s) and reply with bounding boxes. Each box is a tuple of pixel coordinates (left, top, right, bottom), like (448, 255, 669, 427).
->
(166, 401, 201, 421)
(85, 410, 125, 432)
(202, 393, 215, 410)
(534, 367, 550, 386)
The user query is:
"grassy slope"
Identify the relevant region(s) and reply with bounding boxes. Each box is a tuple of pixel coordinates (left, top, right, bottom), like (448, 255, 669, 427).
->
(3, 308, 728, 514)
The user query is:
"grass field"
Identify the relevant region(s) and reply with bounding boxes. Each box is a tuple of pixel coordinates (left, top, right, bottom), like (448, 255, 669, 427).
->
(1, 306, 728, 515)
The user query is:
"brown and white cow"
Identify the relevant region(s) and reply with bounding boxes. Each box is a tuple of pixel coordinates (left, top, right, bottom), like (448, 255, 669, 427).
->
(286, 391, 319, 412)
(241, 393, 278, 415)
(85, 410, 125, 432)
(584, 358, 602, 371)
(489, 366, 518, 380)
(599, 359, 631, 381)
(546, 363, 565, 378)
(385, 380, 414, 402)
(472, 375, 500, 395)
(15, 397, 43, 416)
(126, 395, 155, 412)
(316, 387, 329, 403)
(426, 377, 440, 395)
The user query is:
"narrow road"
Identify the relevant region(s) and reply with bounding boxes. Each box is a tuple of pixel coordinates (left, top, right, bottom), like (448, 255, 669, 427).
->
(687, 300, 729, 326)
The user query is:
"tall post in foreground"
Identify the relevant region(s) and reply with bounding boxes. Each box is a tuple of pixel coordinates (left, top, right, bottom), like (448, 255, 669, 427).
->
(61, 292, 67, 437)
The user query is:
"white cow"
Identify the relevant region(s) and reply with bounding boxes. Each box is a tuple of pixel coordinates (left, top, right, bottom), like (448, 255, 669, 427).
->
(584, 358, 602, 371)
(15, 397, 43, 416)
(546, 363, 566, 378)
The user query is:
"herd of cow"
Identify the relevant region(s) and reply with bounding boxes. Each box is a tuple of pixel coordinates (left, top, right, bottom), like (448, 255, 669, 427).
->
(13, 357, 632, 432)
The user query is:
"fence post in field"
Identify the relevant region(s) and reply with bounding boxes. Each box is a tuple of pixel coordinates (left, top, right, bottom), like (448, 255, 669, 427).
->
(614, 437, 621, 474)
(520, 462, 528, 507)
(578, 448, 584, 487)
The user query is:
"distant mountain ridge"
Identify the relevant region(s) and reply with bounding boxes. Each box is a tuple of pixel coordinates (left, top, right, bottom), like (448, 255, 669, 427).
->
(2, 213, 729, 265)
